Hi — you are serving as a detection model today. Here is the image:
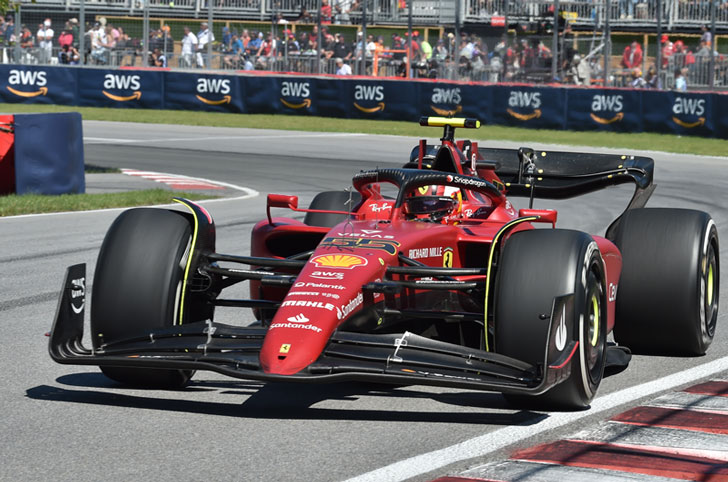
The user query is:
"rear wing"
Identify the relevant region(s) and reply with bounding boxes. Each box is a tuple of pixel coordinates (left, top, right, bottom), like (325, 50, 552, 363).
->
(478, 147, 654, 201)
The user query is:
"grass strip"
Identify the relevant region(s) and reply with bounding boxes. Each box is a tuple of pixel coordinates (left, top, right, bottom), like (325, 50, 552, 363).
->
(0, 189, 215, 217)
(2, 103, 727, 157)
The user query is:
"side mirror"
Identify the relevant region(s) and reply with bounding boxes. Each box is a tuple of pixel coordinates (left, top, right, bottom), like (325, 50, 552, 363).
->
(519, 208, 557, 226)
(267, 194, 298, 210)
(267, 194, 298, 224)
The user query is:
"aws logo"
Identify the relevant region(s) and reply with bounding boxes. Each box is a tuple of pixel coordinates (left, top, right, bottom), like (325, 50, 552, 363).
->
(430, 88, 462, 116)
(280, 81, 311, 109)
(590, 95, 624, 124)
(196, 78, 231, 105)
(102, 74, 141, 102)
(506, 91, 541, 121)
(672, 97, 706, 128)
(354, 85, 385, 113)
(7, 69, 48, 97)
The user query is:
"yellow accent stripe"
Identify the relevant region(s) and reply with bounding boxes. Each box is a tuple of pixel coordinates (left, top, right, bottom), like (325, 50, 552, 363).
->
(483, 216, 539, 351)
(173, 199, 199, 326)
(590, 294, 600, 346)
(708, 262, 714, 307)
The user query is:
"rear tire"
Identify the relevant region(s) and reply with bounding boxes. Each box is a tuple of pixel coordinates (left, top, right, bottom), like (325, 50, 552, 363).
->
(303, 191, 361, 227)
(495, 229, 607, 410)
(91, 208, 197, 388)
(612, 208, 719, 355)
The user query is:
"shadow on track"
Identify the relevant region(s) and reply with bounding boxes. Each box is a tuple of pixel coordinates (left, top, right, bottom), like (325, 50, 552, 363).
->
(26, 373, 549, 425)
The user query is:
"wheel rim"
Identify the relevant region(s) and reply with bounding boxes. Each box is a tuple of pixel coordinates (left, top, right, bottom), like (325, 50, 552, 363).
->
(589, 294, 600, 347)
(704, 242, 718, 337)
(584, 271, 606, 387)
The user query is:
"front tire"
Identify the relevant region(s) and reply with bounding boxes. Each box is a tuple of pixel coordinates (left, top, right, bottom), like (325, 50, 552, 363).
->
(612, 208, 719, 355)
(495, 229, 607, 410)
(91, 208, 197, 388)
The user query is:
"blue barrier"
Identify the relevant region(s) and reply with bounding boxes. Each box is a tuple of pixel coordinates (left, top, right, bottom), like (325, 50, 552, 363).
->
(13, 112, 85, 195)
(1, 65, 726, 138)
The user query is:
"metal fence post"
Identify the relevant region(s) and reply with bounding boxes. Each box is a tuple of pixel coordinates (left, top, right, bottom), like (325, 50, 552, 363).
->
(14, 3, 21, 65)
(207, 0, 213, 69)
(79, 0, 86, 66)
(360, 0, 368, 75)
(604, 0, 610, 86)
(656, 0, 662, 83)
(710, 0, 716, 89)
(407, 0, 412, 78)
(142, 0, 150, 67)
(317, 0, 322, 74)
(551, 0, 559, 81)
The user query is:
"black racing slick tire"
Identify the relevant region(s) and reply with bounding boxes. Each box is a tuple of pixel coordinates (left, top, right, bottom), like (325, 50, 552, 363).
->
(612, 208, 719, 356)
(91, 208, 196, 388)
(495, 229, 607, 410)
(303, 190, 361, 227)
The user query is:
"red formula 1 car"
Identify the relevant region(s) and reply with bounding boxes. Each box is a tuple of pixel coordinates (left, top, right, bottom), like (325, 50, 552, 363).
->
(49, 117, 720, 409)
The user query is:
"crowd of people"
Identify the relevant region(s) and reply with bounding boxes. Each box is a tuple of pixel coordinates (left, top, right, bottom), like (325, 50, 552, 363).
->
(0, 11, 722, 90)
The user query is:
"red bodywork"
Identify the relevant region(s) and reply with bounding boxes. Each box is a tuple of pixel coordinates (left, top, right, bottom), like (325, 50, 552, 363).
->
(251, 137, 622, 376)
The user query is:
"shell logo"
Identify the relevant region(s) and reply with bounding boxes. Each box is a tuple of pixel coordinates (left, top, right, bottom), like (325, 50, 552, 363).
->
(311, 254, 368, 269)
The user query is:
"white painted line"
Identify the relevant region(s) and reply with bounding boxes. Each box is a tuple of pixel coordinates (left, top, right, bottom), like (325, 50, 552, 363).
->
(0, 171, 259, 220)
(343, 357, 728, 482)
(85, 132, 366, 145)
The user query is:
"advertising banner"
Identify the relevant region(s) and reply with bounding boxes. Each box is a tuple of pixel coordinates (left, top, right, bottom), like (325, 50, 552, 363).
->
(343, 79, 418, 120)
(77, 68, 163, 109)
(0, 65, 76, 105)
(642, 90, 715, 137)
(566, 88, 643, 133)
(165, 71, 244, 113)
(491, 85, 566, 130)
(416, 82, 492, 124)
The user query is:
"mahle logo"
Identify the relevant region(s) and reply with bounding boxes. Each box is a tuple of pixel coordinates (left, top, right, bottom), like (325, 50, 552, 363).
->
(196, 78, 231, 105)
(507, 91, 541, 121)
(280, 81, 311, 109)
(7, 69, 48, 97)
(102, 74, 141, 102)
(672, 97, 706, 128)
(354, 84, 385, 113)
(431, 88, 462, 116)
(590, 94, 624, 124)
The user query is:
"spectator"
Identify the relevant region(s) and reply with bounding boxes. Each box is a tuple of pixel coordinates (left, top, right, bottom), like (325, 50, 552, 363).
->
(645, 64, 661, 89)
(149, 47, 167, 67)
(19, 25, 34, 63)
(321, 0, 333, 24)
(334, 33, 351, 60)
(621, 40, 642, 69)
(674, 67, 687, 91)
(180, 26, 197, 68)
(420, 33, 432, 60)
(630, 68, 647, 88)
(90, 22, 109, 64)
(434, 39, 448, 61)
(241, 29, 251, 51)
(69, 18, 79, 50)
(221, 26, 232, 52)
(196, 22, 214, 68)
(58, 22, 73, 49)
(661, 34, 674, 68)
(37, 19, 54, 64)
(335, 57, 352, 74)
(58, 43, 79, 64)
(256, 32, 276, 68)
(700, 24, 711, 48)
(3, 15, 14, 47)
(248, 31, 263, 56)
(334, 0, 353, 24)
(569, 54, 591, 85)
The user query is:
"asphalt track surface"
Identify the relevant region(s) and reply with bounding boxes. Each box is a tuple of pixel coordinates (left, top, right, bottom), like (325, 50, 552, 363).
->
(2, 121, 727, 482)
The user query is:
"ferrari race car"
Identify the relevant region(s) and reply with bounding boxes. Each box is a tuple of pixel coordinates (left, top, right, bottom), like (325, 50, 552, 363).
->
(49, 117, 720, 410)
